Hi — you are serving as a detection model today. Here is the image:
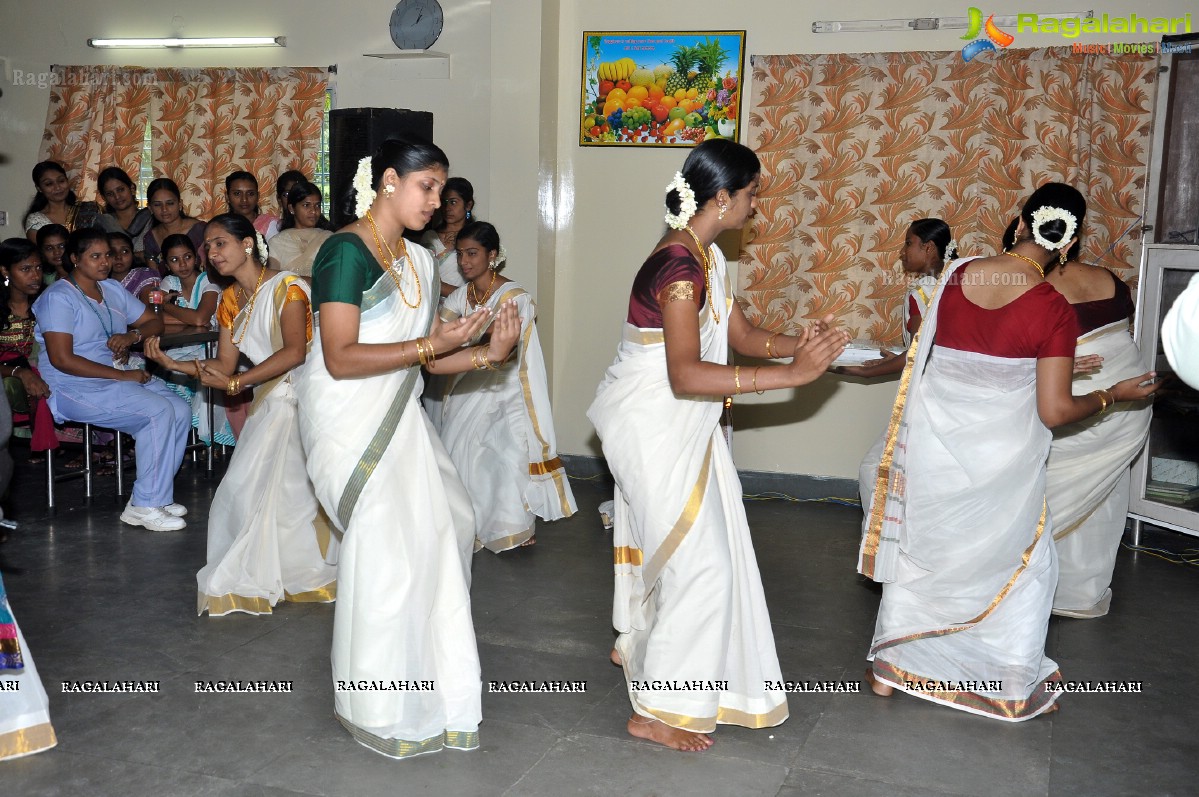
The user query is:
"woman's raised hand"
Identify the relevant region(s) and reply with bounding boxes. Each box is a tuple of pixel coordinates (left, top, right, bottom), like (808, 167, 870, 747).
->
(143, 336, 178, 372)
(788, 313, 849, 386)
(1111, 372, 1164, 403)
(430, 307, 491, 352)
(486, 300, 521, 363)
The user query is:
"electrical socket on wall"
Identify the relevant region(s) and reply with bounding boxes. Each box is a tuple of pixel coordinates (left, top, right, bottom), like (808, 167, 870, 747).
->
(0, 211, 8, 226)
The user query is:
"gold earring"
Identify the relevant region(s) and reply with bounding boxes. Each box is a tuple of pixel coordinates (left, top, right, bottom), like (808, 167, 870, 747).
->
(1059, 248, 1068, 266)
(718, 205, 726, 220)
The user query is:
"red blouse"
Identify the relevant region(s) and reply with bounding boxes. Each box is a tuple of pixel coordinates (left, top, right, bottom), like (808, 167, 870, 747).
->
(935, 280, 1079, 359)
(626, 244, 705, 328)
(1071, 269, 1134, 334)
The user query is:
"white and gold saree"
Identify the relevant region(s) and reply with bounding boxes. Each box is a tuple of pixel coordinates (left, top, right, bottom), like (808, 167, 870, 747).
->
(587, 246, 788, 733)
(1049, 319, 1151, 617)
(296, 241, 480, 758)
(859, 258, 1061, 721)
(439, 281, 577, 552)
(198, 273, 336, 616)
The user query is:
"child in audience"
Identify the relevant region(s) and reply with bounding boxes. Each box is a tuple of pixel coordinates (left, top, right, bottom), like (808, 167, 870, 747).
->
(36, 225, 69, 284)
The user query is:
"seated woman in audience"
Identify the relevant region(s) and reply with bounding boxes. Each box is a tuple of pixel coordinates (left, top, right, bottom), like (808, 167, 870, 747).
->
(225, 170, 276, 239)
(439, 221, 577, 551)
(156, 234, 236, 448)
(37, 225, 69, 284)
(143, 178, 206, 273)
(96, 166, 153, 259)
(23, 161, 99, 243)
(837, 218, 954, 378)
(108, 231, 160, 304)
(858, 183, 1161, 720)
(1042, 237, 1153, 619)
(263, 169, 307, 241)
(420, 176, 474, 298)
(267, 180, 333, 278)
(34, 228, 192, 532)
(0, 238, 56, 458)
(147, 213, 335, 615)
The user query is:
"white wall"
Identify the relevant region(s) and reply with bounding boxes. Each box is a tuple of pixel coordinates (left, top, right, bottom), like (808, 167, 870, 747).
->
(2, 0, 1190, 479)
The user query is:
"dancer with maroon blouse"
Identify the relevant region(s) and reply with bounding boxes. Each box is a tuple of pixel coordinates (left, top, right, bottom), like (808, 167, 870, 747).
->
(588, 139, 848, 751)
(858, 183, 1161, 720)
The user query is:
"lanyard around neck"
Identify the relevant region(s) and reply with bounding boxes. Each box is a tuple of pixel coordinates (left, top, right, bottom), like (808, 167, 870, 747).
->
(69, 277, 115, 338)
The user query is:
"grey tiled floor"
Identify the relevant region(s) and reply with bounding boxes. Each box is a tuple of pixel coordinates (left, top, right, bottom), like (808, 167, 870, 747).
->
(1, 456, 1196, 796)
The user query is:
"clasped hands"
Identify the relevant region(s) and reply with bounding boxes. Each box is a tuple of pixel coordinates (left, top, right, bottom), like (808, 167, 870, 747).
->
(430, 299, 521, 364)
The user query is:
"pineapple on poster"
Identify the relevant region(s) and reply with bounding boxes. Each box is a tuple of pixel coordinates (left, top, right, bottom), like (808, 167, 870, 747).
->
(580, 31, 746, 147)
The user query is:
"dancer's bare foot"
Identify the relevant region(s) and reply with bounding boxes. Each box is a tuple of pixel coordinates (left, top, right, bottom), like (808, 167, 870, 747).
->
(609, 648, 622, 667)
(627, 714, 714, 751)
(864, 667, 893, 697)
(519, 536, 536, 547)
(1042, 702, 1060, 715)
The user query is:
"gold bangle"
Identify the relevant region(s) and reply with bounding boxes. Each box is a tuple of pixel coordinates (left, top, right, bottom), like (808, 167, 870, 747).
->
(733, 365, 742, 396)
(753, 367, 765, 395)
(423, 337, 436, 366)
(483, 349, 500, 371)
(226, 376, 237, 396)
(1091, 389, 1108, 414)
(765, 332, 780, 359)
(415, 338, 428, 367)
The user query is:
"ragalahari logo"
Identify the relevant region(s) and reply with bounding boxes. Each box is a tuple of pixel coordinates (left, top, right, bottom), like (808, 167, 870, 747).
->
(960, 7, 1015, 61)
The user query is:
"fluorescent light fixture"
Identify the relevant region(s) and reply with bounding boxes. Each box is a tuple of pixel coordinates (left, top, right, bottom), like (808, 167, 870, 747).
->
(88, 36, 285, 48)
(813, 12, 1092, 33)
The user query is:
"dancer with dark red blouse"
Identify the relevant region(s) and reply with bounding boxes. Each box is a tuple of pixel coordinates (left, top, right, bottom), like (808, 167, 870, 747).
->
(588, 140, 849, 752)
(858, 184, 1161, 720)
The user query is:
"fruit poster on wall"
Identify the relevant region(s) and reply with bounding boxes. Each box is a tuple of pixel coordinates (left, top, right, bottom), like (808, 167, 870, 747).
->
(580, 31, 746, 147)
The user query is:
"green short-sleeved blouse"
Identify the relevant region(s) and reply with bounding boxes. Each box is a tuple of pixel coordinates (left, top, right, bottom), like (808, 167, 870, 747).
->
(311, 233, 386, 307)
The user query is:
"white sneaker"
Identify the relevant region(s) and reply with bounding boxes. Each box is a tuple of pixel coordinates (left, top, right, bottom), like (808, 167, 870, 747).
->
(162, 503, 188, 518)
(121, 504, 186, 531)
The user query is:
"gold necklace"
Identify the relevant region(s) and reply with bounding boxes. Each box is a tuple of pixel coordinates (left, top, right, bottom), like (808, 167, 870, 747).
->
(365, 210, 422, 309)
(231, 266, 267, 347)
(683, 225, 719, 324)
(1004, 250, 1046, 278)
(468, 269, 497, 308)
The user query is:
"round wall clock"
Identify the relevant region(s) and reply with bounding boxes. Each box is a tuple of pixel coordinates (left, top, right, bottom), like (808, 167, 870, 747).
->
(390, 0, 445, 51)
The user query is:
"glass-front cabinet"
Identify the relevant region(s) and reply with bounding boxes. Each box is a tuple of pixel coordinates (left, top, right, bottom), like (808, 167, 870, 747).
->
(1129, 245, 1199, 539)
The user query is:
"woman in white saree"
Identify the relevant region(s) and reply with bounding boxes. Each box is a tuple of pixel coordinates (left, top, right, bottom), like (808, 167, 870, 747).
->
(147, 213, 335, 616)
(859, 184, 1160, 720)
(1044, 241, 1152, 618)
(439, 221, 577, 551)
(1, 572, 56, 760)
(588, 140, 849, 751)
(296, 141, 519, 759)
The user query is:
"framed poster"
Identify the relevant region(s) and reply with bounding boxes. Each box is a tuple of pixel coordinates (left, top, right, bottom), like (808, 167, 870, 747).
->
(580, 30, 746, 147)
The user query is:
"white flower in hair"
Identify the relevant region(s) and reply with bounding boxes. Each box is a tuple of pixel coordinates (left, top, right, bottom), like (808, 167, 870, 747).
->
(1030, 206, 1077, 251)
(945, 239, 958, 260)
(255, 231, 268, 262)
(493, 245, 508, 268)
(352, 155, 376, 219)
(664, 171, 697, 230)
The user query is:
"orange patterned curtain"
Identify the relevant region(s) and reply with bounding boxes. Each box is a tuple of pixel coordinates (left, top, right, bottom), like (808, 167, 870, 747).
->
(743, 47, 1159, 343)
(149, 67, 328, 219)
(38, 65, 154, 201)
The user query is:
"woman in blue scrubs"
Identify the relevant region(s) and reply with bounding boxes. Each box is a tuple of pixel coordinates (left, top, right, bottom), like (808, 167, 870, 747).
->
(33, 228, 192, 531)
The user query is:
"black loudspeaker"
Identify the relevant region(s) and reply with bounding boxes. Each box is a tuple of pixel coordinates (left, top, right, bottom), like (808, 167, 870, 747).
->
(329, 107, 435, 228)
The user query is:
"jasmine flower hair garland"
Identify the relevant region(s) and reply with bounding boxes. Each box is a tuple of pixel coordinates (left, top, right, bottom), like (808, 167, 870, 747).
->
(1030, 206, 1077, 251)
(353, 156, 375, 219)
(664, 171, 697, 230)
